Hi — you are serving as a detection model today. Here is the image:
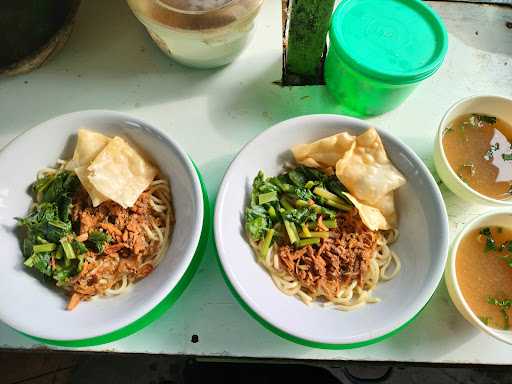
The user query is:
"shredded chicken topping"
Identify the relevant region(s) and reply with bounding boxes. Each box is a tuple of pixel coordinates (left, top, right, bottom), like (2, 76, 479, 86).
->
(278, 209, 377, 301)
(66, 187, 163, 309)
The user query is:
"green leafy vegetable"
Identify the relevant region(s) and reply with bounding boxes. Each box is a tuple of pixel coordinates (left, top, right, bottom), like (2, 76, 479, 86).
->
(259, 228, 275, 259)
(245, 168, 351, 249)
(479, 227, 492, 237)
(326, 199, 351, 211)
(480, 227, 497, 252)
(282, 207, 317, 225)
(443, 126, 454, 135)
(295, 166, 327, 183)
(487, 297, 512, 330)
(500, 255, 512, 268)
(313, 187, 341, 202)
(73, 239, 88, 255)
(269, 176, 292, 193)
(258, 191, 278, 205)
(283, 220, 299, 244)
(484, 143, 500, 161)
(312, 205, 337, 220)
(472, 114, 497, 125)
(280, 196, 294, 211)
(294, 199, 310, 208)
(33, 243, 56, 253)
(288, 169, 307, 187)
(60, 238, 76, 259)
(17, 170, 85, 285)
(291, 186, 314, 201)
(250, 171, 279, 207)
(309, 219, 337, 229)
(33, 171, 80, 220)
(300, 223, 312, 238)
(245, 205, 272, 241)
(87, 230, 112, 254)
(502, 153, 512, 161)
(325, 175, 348, 198)
(478, 316, 492, 326)
(296, 237, 321, 247)
(24, 252, 52, 277)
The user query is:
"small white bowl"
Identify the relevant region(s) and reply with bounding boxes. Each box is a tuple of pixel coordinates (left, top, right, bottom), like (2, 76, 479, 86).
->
(434, 95, 512, 207)
(215, 114, 449, 348)
(0, 110, 207, 346)
(445, 209, 512, 345)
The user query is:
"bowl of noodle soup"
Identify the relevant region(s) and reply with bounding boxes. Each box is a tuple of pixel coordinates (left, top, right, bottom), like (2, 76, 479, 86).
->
(214, 114, 449, 348)
(0, 110, 207, 346)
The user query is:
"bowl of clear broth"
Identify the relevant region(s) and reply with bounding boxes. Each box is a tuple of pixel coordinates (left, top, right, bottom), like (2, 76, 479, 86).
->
(434, 95, 512, 206)
(445, 210, 512, 345)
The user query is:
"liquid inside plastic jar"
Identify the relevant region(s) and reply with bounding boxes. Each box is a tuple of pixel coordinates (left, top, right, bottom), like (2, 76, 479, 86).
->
(127, 0, 263, 68)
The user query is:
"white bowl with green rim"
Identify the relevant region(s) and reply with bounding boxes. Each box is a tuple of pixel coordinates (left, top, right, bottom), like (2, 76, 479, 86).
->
(0, 110, 209, 347)
(445, 209, 512, 345)
(434, 95, 512, 207)
(214, 114, 449, 348)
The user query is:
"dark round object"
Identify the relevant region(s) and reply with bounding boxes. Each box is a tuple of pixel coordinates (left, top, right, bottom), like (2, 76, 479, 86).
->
(0, 0, 81, 76)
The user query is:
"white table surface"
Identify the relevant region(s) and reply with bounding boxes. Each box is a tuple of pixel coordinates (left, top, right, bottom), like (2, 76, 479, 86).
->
(0, 0, 511, 364)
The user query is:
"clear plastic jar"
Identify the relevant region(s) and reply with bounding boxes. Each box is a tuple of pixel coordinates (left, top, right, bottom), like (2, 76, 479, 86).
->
(127, 0, 263, 68)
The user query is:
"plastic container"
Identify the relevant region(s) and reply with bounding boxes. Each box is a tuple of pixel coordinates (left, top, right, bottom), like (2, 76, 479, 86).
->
(127, 0, 263, 69)
(324, 0, 448, 116)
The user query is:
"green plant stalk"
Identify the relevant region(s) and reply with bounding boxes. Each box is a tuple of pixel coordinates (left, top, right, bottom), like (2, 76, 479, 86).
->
(280, 197, 294, 211)
(326, 199, 351, 211)
(301, 223, 312, 238)
(313, 187, 344, 204)
(296, 237, 321, 247)
(33, 243, 56, 253)
(259, 191, 278, 205)
(260, 228, 275, 259)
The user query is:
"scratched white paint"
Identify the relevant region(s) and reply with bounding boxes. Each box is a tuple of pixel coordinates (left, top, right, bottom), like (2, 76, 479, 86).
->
(0, 0, 511, 363)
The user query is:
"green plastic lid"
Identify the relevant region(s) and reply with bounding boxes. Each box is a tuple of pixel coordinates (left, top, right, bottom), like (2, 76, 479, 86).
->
(330, 0, 448, 84)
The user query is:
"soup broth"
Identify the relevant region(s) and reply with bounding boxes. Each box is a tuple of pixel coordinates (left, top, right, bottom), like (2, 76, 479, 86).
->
(456, 226, 512, 330)
(442, 113, 512, 200)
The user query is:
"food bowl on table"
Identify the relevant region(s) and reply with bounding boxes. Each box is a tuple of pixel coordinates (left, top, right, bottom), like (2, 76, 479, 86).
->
(0, 110, 208, 347)
(434, 95, 512, 207)
(445, 210, 512, 345)
(214, 114, 449, 348)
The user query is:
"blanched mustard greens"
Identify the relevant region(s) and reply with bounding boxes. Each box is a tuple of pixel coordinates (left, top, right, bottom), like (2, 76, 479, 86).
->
(18, 171, 83, 284)
(244, 166, 351, 256)
(17, 170, 111, 286)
